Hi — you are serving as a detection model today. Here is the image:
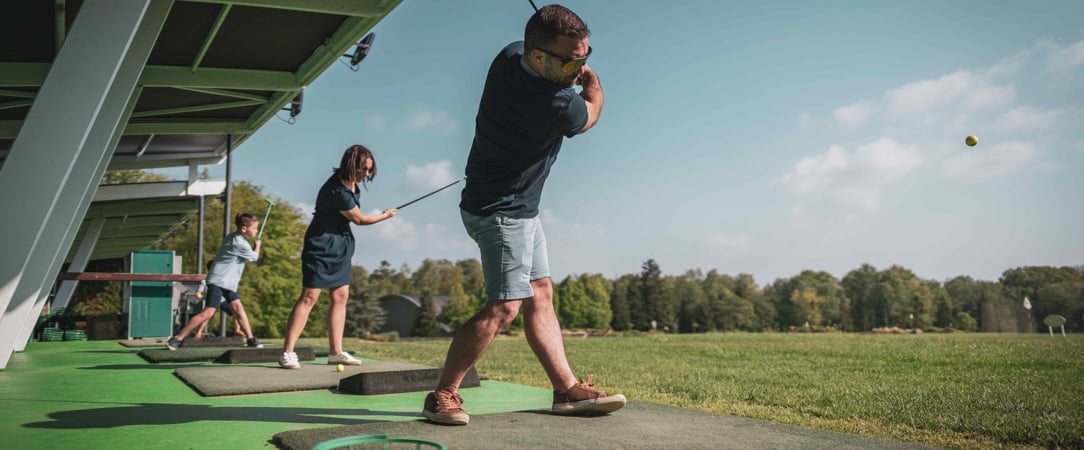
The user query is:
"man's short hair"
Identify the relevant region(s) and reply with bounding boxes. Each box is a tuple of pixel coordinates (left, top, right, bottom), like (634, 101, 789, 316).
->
(524, 4, 590, 52)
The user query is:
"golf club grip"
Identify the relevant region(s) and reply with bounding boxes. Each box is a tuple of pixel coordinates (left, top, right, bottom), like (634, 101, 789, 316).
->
(395, 179, 461, 210)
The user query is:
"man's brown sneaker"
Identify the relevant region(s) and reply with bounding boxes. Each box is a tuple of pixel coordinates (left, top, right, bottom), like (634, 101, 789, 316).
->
(552, 375, 627, 415)
(423, 388, 470, 425)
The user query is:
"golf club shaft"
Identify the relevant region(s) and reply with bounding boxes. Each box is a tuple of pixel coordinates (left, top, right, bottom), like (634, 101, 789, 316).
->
(396, 179, 462, 210)
(257, 200, 273, 240)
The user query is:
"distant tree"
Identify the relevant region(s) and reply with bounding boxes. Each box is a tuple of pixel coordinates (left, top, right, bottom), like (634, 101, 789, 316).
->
(943, 275, 984, 327)
(639, 259, 674, 331)
(843, 264, 879, 331)
(101, 169, 169, 184)
(412, 258, 464, 295)
(438, 284, 474, 331)
(413, 290, 441, 337)
(767, 270, 844, 328)
(344, 266, 386, 338)
(555, 274, 612, 330)
(609, 274, 635, 331)
(674, 270, 708, 333)
(456, 258, 486, 301)
(1000, 266, 1084, 331)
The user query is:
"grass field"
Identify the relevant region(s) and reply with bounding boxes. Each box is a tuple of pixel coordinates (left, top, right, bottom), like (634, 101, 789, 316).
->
(311, 332, 1084, 450)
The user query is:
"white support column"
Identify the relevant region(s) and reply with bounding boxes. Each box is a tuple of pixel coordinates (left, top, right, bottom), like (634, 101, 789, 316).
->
(0, 0, 172, 369)
(47, 216, 107, 311)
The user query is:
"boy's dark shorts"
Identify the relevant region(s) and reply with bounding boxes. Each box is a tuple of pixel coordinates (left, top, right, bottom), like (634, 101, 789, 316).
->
(205, 284, 240, 315)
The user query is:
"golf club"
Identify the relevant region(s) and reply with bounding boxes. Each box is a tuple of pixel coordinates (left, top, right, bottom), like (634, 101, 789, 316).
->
(395, 178, 463, 210)
(257, 198, 273, 240)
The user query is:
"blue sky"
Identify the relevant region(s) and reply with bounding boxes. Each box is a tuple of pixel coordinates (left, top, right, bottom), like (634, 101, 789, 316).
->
(187, 0, 1084, 285)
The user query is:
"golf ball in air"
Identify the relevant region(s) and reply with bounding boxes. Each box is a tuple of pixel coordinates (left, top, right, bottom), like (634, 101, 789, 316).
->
(965, 135, 978, 147)
(337, 364, 344, 372)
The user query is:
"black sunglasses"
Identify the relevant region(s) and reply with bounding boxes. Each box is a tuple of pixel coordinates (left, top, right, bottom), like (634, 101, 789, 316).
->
(534, 46, 592, 73)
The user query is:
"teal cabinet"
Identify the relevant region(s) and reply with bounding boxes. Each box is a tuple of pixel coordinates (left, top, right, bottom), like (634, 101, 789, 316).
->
(126, 250, 174, 339)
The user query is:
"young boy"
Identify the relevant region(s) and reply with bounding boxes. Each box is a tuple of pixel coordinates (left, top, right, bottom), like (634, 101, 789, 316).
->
(167, 213, 263, 350)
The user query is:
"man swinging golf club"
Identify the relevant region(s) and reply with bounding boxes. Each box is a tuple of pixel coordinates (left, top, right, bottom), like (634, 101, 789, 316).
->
(423, 4, 625, 426)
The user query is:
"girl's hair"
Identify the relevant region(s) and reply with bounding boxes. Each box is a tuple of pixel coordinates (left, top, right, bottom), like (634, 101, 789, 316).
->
(234, 212, 258, 230)
(334, 144, 377, 188)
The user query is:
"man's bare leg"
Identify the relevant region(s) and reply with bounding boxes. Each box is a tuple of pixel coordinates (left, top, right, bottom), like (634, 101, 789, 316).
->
(522, 277, 577, 391)
(436, 299, 522, 390)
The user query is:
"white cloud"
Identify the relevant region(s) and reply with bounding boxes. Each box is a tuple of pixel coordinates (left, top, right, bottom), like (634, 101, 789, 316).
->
(780, 138, 922, 211)
(704, 232, 749, 248)
(540, 208, 607, 242)
(984, 49, 1031, 78)
(941, 141, 1039, 180)
(833, 102, 876, 128)
(405, 160, 458, 190)
(797, 113, 813, 129)
(296, 202, 314, 224)
(402, 109, 459, 133)
(1043, 37, 1084, 73)
(370, 210, 473, 252)
(988, 106, 1063, 133)
(366, 114, 387, 130)
(884, 70, 1014, 116)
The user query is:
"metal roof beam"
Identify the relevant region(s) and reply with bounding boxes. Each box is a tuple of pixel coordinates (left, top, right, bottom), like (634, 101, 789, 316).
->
(0, 63, 300, 91)
(124, 119, 254, 135)
(0, 63, 51, 87)
(0, 119, 254, 138)
(130, 99, 262, 118)
(141, 65, 300, 90)
(178, 0, 387, 17)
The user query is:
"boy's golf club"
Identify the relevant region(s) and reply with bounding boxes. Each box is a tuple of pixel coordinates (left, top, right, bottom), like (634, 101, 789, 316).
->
(257, 198, 273, 240)
(395, 178, 463, 210)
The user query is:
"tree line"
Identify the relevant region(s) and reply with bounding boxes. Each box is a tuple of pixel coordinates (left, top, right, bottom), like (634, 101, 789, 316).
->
(69, 178, 1084, 336)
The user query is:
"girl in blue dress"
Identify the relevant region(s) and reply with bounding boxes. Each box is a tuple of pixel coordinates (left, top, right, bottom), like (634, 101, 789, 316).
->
(279, 145, 397, 369)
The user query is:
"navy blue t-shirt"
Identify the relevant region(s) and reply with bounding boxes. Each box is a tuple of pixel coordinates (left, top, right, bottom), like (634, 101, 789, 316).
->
(459, 41, 589, 218)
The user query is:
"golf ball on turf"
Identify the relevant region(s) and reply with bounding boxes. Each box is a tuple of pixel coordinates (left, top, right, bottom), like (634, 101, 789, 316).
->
(965, 135, 978, 147)
(337, 364, 344, 372)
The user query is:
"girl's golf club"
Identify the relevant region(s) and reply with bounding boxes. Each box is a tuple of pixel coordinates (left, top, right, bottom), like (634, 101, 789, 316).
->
(395, 178, 463, 210)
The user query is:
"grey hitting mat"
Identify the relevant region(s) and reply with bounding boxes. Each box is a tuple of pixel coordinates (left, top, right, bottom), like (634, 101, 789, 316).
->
(138, 346, 327, 363)
(273, 401, 939, 450)
(174, 361, 437, 396)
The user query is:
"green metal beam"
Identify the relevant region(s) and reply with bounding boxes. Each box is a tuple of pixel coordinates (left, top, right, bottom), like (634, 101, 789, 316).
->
(0, 89, 37, 99)
(0, 119, 255, 138)
(178, 0, 386, 17)
(0, 120, 21, 138)
(175, 87, 267, 102)
(0, 100, 34, 111)
(130, 99, 262, 118)
(141, 65, 300, 90)
(124, 119, 255, 135)
(55, 0, 67, 54)
(0, 63, 51, 87)
(0, 63, 299, 91)
(191, 4, 231, 72)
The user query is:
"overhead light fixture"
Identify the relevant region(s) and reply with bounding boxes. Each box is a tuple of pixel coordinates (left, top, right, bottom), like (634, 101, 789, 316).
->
(342, 32, 375, 72)
(279, 90, 304, 124)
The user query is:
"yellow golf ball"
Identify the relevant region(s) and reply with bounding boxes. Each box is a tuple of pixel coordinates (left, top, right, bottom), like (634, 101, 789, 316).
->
(965, 135, 978, 147)
(336, 364, 344, 372)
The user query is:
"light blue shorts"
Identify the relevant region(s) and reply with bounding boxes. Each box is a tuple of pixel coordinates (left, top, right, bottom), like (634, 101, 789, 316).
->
(461, 209, 550, 301)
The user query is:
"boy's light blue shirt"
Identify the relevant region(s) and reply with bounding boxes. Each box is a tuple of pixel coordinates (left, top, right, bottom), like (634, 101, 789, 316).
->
(206, 232, 258, 291)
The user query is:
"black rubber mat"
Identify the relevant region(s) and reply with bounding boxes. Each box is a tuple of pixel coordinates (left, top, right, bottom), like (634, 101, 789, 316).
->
(273, 401, 938, 450)
(174, 361, 438, 396)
